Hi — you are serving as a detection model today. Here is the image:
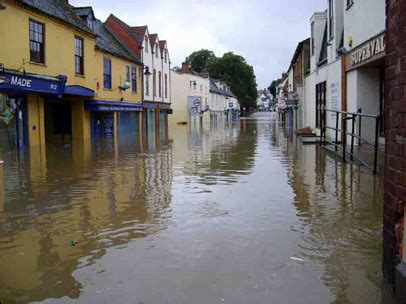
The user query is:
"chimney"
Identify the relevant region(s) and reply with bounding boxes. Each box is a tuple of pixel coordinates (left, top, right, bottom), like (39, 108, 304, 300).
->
(181, 61, 190, 74)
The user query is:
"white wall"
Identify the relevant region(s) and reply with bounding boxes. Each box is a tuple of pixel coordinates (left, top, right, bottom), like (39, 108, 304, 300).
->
(169, 71, 209, 125)
(162, 47, 171, 104)
(343, 0, 385, 50)
(142, 29, 153, 102)
(310, 12, 327, 73)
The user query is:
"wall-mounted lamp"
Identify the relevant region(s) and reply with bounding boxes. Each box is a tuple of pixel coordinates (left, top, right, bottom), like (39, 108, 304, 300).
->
(190, 80, 197, 89)
(143, 66, 151, 79)
(119, 80, 131, 91)
(349, 36, 353, 47)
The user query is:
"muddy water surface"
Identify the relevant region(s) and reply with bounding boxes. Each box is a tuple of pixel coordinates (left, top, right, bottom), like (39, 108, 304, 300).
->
(0, 113, 395, 303)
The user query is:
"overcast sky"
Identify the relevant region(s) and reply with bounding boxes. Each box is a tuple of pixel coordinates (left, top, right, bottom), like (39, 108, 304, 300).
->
(70, 0, 326, 89)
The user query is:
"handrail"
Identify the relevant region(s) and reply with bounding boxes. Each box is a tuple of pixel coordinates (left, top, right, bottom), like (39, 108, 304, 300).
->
(320, 107, 380, 174)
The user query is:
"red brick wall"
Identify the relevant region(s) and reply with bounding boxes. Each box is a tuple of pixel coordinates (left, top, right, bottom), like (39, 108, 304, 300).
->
(384, 0, 406, 286)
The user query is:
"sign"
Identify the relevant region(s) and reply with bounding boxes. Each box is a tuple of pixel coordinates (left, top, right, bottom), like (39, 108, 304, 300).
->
(229, 102, 233, 108)
(187, 96, 202, 115)
(0, 71, 66, 96)
(277, 96, 287, 110)
(349, 33, 385, 69)
(330, 82, 340, 118)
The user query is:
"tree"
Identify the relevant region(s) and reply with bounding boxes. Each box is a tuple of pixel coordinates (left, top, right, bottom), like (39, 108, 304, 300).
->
(210, 52, 258, 109)
(186, 49, 217, 73)
(268, 78, 282, 98)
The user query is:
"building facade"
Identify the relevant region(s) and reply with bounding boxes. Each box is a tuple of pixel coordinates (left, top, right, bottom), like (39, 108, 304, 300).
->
(105, 14, 172, 145)
(383, 0, 406, 300)
(209, 79, 239, 122)
(0, 1, 143, 154)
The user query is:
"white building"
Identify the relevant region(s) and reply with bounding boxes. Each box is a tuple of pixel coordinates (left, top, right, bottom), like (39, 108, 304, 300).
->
(304, 0, 385, 143)
(209, 79, 239, 122)
(169, 62, 210, 127)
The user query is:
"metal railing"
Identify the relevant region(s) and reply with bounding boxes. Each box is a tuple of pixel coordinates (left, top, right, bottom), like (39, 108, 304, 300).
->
(319, 108, 381, 174)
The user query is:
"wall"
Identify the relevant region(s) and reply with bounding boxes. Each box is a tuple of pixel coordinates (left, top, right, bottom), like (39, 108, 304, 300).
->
(169, 71, 209, 127)
(310, 12, 327, 73)
(383, 0, 406, 298)
(142, 30, 153, 102)
(161, 47, 171, 104)
(343, 0, 385, 51)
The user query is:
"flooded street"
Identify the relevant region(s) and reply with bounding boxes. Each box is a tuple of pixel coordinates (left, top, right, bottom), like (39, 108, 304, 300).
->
(0, 113, 395, 303)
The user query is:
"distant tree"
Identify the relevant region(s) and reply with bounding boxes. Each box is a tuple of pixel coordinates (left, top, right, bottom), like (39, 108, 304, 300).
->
(210, 52, 258, 109)
(186, 49, 217, 73)
(172, 66, 181, 72)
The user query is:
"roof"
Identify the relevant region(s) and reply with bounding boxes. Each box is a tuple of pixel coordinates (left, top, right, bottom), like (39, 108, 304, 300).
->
(149, 33, 158, 49)
(209, 79, 237, 98)
(72, 6, 95, 19)
(19, 0, 94, 36)
(93, 19, 140, 64)
(159, 40, 167, 52)
(130, 26, 148, 45)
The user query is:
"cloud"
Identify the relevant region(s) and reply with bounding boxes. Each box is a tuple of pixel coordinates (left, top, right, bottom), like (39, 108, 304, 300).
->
(70, 0, 326, 88)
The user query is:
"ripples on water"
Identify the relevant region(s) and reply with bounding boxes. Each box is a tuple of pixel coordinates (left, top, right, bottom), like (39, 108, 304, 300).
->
(0, 113, 396, 303)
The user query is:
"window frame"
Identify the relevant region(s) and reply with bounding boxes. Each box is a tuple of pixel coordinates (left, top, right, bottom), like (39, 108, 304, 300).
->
(328, 0, 334, 40)
(153, 69, 156, 97)
(131, 64, 137, 93)
(158, 71, 162, 97)
(29, 19, 45, 64)
(311, 21, 315, 56)
(155, 44, 159, 58)
(74, 35, 84, 75)
(103, 57, 112, 89)
(164, 73, 168, 98)
(145, 36, 149, 53)
(125, 65, 130, 82)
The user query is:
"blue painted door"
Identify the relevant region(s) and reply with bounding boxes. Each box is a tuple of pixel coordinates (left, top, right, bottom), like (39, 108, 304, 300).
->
(91, 112, 114, 139)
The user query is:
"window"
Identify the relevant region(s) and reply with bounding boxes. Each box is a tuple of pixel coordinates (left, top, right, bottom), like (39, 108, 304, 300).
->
(74, 36, 84, 75)
(311, 22, 315, 56)
(164, 73, 168, 98)
(328, 0, 334, 39)
(155, 44, 159, 58)
(153, 69, 156, 97)
(164, 50, 167, 63)
(346, 0, 354, 8)
(103, 57, 112, 89)
(158, 71, 162, 97)
(145, 36, 149, 53)
(316, 81, 326, 128)
(29, 19, 45, 63)
(126, 65, 130, 82)
(131, 65, 137, 93)
(146, 75, 150, 96)
(86, 17, 93, 31)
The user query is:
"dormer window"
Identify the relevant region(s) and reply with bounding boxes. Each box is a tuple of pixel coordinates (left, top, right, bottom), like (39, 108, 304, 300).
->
(145, 36, 149, 53)
(87, 17, 93, 31)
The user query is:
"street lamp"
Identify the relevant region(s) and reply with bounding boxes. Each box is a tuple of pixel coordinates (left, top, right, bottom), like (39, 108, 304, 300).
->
(143, 66, 151, 79)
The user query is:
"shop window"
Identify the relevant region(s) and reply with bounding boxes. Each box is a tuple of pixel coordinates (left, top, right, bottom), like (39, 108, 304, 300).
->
(74, 36, 84, 75)
(316, 81, 326, 129)
(103, 57, 112, 89)
(131, 65, 137, 93)
(29, 19, 45, 63)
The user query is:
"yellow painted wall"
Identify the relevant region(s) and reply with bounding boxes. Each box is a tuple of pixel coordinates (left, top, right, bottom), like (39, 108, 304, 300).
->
(0, 1, 142, 104)
(71, 97, 90, 142)
(27, 93, 45, 147)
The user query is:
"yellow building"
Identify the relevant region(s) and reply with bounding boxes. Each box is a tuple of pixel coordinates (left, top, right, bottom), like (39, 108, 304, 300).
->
(0, 1, 143, 152)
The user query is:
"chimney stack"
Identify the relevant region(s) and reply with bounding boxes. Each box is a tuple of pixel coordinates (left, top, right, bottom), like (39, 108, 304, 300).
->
(181, 61, 190, 74)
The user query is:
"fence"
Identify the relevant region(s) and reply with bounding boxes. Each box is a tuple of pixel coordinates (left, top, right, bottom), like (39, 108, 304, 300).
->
(319, 108, 381, 174)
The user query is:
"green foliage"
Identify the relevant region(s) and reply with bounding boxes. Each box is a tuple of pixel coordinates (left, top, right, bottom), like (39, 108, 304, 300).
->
(186, 50, 258, 109)
(186, 49, 217, 73)
(268, 78, 282, 98)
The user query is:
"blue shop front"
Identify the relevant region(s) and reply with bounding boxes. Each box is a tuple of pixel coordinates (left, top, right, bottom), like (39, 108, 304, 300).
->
(0, 68, 66, 150)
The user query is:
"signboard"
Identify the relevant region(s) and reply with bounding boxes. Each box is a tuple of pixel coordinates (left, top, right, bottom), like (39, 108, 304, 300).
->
(330, 82, 340, 118)
(0, 71, 66, 96)
(277, 96, 287, 110)
(348, 33, 385, 71)
(229, 102, 233, 108)
(187, 96, 202, 115)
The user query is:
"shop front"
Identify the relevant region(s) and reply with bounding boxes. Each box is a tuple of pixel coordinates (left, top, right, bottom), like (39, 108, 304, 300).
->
(0, 69, 66, 150)
(346, 31, 386, 143)
(84, 100, 142, 143)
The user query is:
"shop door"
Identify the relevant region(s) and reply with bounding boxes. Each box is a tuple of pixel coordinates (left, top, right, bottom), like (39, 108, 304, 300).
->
(91, 112, 114, 139)
(118, 111, 138, 141)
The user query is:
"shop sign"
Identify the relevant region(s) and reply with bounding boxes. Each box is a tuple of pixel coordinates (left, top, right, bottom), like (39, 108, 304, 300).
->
(0, 71, 66, 95)
(350, 33, 385, 68)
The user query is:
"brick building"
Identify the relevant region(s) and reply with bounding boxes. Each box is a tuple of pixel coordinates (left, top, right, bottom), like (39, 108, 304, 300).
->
(383, 0, 406, 301)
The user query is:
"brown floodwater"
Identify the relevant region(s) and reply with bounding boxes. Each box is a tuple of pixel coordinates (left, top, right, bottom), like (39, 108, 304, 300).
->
(0, 113, 396, 303)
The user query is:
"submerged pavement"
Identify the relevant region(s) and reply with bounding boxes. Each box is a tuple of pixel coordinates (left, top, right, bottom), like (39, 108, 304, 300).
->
(0, 113, 396, 303)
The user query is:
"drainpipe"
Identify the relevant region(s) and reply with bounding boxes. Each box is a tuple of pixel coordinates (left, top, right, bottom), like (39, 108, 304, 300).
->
(341, 53, 347, 145)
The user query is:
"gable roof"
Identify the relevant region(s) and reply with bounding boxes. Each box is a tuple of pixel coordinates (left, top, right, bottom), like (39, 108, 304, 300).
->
(159, 40, 167, 52)
(19, 0, 94, 36)
(149, 33, 158, 49)
(93, 19, 140, 64)
(210, 79, 237, 98)
(130, 26, 148, 45)
(73, 6, 95, 19)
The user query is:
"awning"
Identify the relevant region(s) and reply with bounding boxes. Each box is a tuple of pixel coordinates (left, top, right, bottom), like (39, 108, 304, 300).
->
(64, 85, 94, 97)
(0, 69, 66, 97)
(84, 100, 143, 112)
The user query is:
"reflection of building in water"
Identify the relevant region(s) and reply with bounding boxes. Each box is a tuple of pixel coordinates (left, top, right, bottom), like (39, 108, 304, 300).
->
(0, 143, 173, 303)
(282, 132, 384, 303)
